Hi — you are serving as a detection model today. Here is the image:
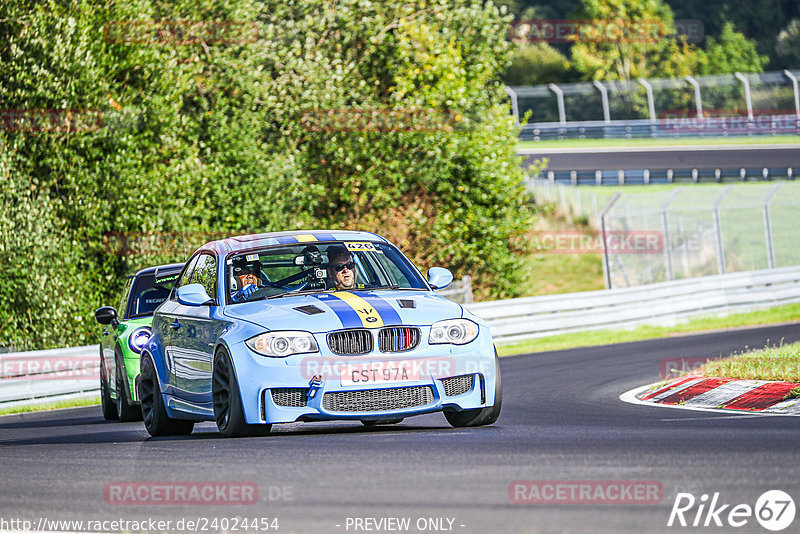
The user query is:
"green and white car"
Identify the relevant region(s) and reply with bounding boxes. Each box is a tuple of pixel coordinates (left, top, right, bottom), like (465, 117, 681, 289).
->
(94, 263, 183, 421)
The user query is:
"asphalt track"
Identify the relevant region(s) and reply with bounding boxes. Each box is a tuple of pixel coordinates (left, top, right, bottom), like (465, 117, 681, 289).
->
(3, 323, 800, 534)
(519, 144, 800, 171)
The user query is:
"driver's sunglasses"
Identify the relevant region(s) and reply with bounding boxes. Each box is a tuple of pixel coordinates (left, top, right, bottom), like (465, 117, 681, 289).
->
(332, 260, 355, 272)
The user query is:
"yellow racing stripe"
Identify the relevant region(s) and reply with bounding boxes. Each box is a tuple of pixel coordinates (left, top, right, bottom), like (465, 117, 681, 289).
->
(333, 291, 384, 328)
(294, 234, 318, 242)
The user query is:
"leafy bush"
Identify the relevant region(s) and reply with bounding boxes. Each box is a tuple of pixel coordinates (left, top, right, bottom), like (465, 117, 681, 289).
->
(0, 0, 533, 349)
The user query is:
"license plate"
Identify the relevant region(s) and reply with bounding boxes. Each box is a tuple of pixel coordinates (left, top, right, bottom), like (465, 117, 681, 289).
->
(340, 361, 420, 386)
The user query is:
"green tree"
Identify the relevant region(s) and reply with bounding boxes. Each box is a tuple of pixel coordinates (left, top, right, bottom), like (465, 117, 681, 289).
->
(776, 19, 800, 69)
(569, 0, 698, 81)
(694, 22, 768, 74)
(0, 0, 535, 348)
(502, 43, 576, 86)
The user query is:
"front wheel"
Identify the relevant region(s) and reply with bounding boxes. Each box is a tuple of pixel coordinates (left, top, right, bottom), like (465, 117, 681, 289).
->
(212, 348, 271, 438)
(116, 351, 142, 422)
(99, 351, 118, 421)
(444, 350, 502, 428)
(139, 353, 194, 437)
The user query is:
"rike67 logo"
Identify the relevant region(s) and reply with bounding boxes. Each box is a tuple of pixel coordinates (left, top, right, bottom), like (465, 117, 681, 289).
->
(668, 490, 796, 531)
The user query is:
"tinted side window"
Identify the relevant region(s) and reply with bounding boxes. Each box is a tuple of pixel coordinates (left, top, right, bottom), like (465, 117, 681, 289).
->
(118, 277, 133, 320)
(171, 254, 200, 300)
(190, 253, 217, 300)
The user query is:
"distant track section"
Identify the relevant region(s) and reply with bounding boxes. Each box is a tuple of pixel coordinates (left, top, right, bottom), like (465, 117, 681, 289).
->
(519, 144, 800, 172)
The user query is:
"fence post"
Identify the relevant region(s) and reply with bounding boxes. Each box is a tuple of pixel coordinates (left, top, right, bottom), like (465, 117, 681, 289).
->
(600, 192, 622, 289)
(661, 188, 682, 281)
(462, 275, 473, 304)
(505, 86, 520, 126)
(549, 83, 566, 125)
(734, 72, 754, 121)
(712, 185, 733, 275)
(638, 78, 656, 122)
(763, 184, 782, 269)
(685, 75, 704, 119)
(593, 81, 611, 123)
(784, 70, 800, 120)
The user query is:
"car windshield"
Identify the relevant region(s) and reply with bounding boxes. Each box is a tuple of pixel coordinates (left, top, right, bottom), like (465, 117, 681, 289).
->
(128, 271, 180, 318)
(226, 241, 427, 304)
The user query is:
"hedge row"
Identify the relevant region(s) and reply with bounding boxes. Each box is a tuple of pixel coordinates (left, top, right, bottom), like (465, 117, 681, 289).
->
(0, 0, 535, 349)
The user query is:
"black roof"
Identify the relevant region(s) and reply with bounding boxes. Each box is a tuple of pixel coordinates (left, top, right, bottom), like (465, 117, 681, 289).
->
(128, 262, 185, 279)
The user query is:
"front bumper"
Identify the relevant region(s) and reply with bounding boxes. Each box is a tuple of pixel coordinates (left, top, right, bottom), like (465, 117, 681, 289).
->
(231, 330, 497, 425)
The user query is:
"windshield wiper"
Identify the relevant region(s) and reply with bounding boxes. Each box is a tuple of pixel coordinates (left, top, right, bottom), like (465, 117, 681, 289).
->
(264, 289, 329, 300)
(370, 285, 426, 291)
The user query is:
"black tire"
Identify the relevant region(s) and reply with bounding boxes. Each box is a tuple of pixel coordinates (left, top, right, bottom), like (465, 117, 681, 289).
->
(99, 350, 118, 421)
(361, 418, 404, 427)
(212, 348, 271, 438)
(139, 353, 194, 437)
(444, 350, 502, 428)
(116, 350, 142, 422)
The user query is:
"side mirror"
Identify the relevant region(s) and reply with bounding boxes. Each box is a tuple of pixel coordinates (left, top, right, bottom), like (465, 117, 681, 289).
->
(95, 306, 118, 327)
(427, 267, 453, 290)
(176, 283, 214, 306)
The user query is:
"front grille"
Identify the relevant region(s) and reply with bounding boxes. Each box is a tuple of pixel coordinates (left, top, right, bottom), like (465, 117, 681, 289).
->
(322, 386, 434, 412)
(441, 375, 474, 396)
(271, 388, 308, 407)
(327, 329, 373, 355)
(378, 327, 421, 353)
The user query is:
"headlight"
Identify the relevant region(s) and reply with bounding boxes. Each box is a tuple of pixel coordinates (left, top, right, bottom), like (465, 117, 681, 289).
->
(246, 331, 319, 358)
(428, 319, 479, 345)
(128, 327, 151, 354)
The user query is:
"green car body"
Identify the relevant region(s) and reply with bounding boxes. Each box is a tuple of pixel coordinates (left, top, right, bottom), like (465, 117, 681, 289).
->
(95, 263, 183, 421)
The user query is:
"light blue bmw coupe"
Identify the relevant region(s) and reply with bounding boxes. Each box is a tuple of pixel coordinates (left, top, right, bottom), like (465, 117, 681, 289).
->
(139, 230, 501, 437)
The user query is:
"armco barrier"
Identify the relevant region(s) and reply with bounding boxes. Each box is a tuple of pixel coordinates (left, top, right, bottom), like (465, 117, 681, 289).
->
(465, 266, 800, 344)
(0, 345, 99, 409)
(2, 266, 798, 408)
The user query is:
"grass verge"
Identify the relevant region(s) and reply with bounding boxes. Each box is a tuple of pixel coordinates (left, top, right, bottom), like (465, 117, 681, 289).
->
(0, 396, 100, 416)
(496, 301, 800, 357)
(519, 203, 604, 297)
(700, 341, 800, 382)
(518, 135, 800, 150)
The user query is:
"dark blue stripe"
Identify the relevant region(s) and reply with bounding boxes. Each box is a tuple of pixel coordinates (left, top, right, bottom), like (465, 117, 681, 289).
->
(275, 235, 299, 244)
(359, 292, 403, 326)
(312, 233, 337, 242)
(311, 294, 363, 329)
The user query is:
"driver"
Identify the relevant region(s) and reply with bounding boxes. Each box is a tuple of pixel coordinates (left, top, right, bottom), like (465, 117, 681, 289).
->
(326, 245, 360, 291)
(231, 259, 265, 302)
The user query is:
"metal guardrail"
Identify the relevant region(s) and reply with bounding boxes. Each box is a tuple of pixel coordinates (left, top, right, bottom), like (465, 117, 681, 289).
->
(0, 345, 99, 409)
(436, 275, 474, 304)
(465, 266, 800, 344)
(2, 267, 798, 407)
(534, 167, 798, 186)
(519, 117, 800, 141)
(508, 69, 800, 140)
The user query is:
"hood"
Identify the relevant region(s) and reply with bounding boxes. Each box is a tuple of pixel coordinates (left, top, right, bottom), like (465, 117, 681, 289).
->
(222, 290, 463, 333)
